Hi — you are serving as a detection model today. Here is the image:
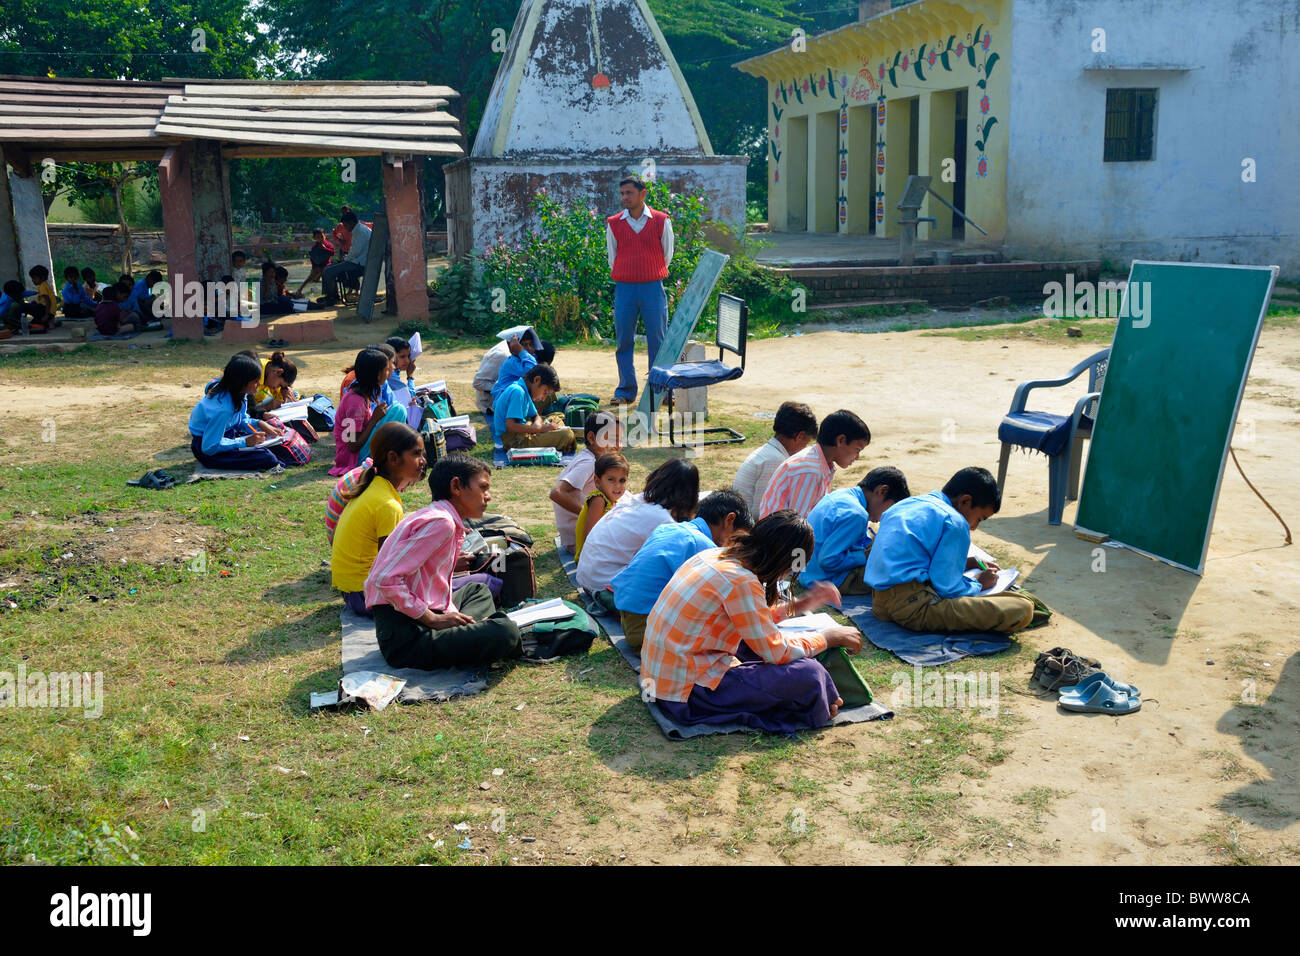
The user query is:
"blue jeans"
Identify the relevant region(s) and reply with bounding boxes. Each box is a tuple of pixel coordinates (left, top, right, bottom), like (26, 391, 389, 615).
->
(613, 280, 668, 401)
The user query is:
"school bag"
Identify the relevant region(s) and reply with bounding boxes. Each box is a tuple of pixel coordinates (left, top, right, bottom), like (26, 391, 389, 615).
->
(463, 513, 536, 607)
(561, 394, 601, 431)
(816, 647, 875, 708)
(465, 514, 534, 547)
(511, 598, 598, 661)
(419, 415, 449, 465)
(263, 414, 312, 466)
(307, 394, 336, 431)
(412, 389, 476, 451)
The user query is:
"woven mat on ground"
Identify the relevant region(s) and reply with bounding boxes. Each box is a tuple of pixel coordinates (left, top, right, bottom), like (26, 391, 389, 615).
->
(340, 608, 487, 702)
(555, 537, 892, 737)
(186, 461, 285, 483)
(838, 594, 1013, 666)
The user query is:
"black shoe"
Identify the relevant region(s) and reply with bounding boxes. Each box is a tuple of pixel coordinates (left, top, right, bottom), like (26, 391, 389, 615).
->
(315, 297, 339, 307)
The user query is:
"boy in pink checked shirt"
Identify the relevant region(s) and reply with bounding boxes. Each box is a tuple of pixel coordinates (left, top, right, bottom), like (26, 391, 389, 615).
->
(364, 453, 521, 670)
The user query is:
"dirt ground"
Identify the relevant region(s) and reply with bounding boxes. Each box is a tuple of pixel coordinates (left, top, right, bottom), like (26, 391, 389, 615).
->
(5, 318, 1298, 864)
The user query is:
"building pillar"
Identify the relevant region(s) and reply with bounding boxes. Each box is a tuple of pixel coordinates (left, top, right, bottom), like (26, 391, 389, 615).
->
(190, 140, 233, 284)
(382, 153, 430, 322)
(3, 148, 52, 280)
(882, 97, 912, 239)
(159, 144, 204, 340)
(926, 91, 958, 240)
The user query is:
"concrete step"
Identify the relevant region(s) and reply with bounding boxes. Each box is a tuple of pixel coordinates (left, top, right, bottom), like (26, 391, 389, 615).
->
(806, 298, 926, 311)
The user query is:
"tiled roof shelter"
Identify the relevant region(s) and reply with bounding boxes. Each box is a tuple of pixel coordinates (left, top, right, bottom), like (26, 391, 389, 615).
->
(0, 76, 465, 332)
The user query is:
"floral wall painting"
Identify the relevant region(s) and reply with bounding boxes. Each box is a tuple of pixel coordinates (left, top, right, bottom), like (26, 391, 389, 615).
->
(769, 23, 1001, 198)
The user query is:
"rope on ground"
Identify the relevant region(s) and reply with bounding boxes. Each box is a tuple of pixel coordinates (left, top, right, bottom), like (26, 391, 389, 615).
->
(1230, 447, 1291, 545)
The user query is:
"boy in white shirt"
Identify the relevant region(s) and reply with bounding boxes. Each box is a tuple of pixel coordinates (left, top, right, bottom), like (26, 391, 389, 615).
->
(550, 410, 623, 550)
(731, 401, 817, 512)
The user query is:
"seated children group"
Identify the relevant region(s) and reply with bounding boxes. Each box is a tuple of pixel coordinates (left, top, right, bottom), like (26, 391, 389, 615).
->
(187, 332, 1035, 735)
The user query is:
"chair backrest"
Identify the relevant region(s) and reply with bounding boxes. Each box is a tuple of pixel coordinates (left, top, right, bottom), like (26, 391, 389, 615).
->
(1085, 348, 1110, 417)
(716, 293, 748, 368)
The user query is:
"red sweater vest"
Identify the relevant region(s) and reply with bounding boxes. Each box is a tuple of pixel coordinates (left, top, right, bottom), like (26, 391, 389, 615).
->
(608, 209, 669, 283)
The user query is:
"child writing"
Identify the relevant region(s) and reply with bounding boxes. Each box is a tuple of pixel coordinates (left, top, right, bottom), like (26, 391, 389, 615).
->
(93, 282, 142, 337)
(340, 342, 398, 405)
(29, 266, 59, 330)
(473, 327, 554, 415)
(492, 364, 576, 452)
(295, 229, 335, 297)
(331, 422, 426, 618)
(641, 509, 862, 733)
(550, 410, 623, 550)
(364, 453, 522, 670)
(330, 347, 410, 476)
(757, 409, 872, 519)
(255, 350, 298, 412)
(0, 280, 47, 338)
(574, 452, 630, 560)
(187, 354, 283, 470)
(60, 265, 96, 318)
(865, 466, 1037, 633)
(491, 333, 555, 409)
(732, 401, 817, 512)
(801, 466, 911, 595)
(122, 269, 162, 321)
(576, 457, 699, 597)
(81, 267, 102, 303)
(612, 488, 753, 650)
(385, 335, 416, 393)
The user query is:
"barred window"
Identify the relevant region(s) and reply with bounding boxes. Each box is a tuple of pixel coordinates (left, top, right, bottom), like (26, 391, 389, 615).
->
(1104, 88, 1157, 162)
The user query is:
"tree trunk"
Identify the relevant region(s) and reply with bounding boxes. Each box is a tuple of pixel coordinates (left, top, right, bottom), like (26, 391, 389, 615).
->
(113, 180, 132, 276)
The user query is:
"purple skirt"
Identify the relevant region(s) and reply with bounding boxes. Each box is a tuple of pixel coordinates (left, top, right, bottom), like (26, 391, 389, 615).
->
(656, 644, 839, 734)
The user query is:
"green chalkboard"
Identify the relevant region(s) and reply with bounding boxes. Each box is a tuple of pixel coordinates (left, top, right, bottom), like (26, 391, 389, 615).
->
(1075, 261, 1277, 573)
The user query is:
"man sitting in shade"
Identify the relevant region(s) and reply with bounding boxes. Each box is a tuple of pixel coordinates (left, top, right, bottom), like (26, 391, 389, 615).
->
(318, 210, 372, 307)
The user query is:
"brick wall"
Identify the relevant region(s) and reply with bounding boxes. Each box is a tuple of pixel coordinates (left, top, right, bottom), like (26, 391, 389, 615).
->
(775, 260, 1103, 307)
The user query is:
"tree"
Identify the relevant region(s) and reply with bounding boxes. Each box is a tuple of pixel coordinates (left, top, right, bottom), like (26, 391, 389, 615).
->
(60, 163, 156, 274)
(0, 0, 273, 80)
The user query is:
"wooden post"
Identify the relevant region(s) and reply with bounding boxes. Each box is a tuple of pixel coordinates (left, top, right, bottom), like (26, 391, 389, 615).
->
(381, 153, 429, 321)
(2, 147, 53, 282)
(158, 145, 204, 340)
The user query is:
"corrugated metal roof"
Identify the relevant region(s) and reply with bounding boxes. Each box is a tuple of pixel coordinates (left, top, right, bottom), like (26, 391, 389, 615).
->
(0, 76, 464, 159)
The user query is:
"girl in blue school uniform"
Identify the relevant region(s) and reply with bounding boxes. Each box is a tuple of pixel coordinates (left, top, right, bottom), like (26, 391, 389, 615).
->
(188, 354, 284, 470)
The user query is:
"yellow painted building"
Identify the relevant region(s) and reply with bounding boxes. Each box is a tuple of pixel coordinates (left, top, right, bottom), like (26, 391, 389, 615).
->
(736, 0, 1009, 243)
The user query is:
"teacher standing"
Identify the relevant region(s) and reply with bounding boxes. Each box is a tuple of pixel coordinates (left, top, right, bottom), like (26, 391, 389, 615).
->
(606, 175, 675, 405)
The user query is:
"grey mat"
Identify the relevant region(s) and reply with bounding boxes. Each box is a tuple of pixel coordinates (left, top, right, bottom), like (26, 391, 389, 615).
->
(340, 608, 487, 702)
(187, 461, 285, 483)
(555, 537, 892, 737)
(838, 594, 1013, 666)
(554, 535, 639, 670)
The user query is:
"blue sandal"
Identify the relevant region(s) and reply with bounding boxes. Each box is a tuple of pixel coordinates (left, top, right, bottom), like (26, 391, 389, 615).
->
(1058, 671, 1139, 699)
(1058, 681, 1141, 715)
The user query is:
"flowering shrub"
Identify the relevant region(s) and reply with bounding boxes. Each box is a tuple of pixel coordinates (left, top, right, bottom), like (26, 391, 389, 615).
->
(431, 181, 793, 341)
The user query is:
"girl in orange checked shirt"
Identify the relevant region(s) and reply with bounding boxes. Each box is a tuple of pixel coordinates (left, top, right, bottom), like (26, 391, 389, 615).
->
(640, 509, 863, 733)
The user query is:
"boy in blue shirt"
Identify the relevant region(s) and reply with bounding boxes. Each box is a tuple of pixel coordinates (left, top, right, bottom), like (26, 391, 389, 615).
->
(612, 489, 753, 649)
(491, 334, 556, 408)
(865, 466, 1035, 633)
(492, 363, 575, 452)
(801, 466, 910, 595)
(60, 266, 96, 318)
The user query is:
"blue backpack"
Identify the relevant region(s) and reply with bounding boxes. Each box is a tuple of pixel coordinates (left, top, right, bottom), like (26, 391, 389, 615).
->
(306, 394, 336, 431)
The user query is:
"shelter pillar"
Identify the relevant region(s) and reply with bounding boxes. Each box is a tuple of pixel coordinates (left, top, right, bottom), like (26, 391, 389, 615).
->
(381, 153, 429, 321)
(191, 140, 233, 284)
(0, 149, 20, 281)
(159, 144, 203, 340)
(2, 148, 52, 280)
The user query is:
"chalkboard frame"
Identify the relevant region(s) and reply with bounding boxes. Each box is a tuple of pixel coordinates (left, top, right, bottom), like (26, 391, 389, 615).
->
(1075, 260, 1278, 574)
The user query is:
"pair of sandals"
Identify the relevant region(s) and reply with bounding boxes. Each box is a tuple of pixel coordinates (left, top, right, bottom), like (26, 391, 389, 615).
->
(127, 469, 177, 490)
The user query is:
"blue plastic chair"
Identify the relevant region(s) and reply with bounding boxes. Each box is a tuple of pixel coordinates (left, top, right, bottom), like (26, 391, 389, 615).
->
(647, 293, 748, 448)
(996, 348, 1109, 524)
